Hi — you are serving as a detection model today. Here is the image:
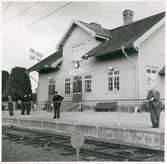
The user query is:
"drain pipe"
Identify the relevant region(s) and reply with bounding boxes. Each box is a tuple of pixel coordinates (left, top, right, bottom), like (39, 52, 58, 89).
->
(121, 46, 139, 109)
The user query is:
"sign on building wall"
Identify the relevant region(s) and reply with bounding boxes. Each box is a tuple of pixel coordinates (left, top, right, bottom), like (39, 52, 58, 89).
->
(71, 42, 86, 61)
(71, 37, 94, 62)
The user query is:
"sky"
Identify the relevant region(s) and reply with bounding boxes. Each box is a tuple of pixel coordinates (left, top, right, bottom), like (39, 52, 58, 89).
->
(1, 0, 165, 91)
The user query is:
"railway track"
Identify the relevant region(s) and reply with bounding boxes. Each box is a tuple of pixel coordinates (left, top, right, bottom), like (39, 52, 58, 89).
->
(2, 126, 164, 161)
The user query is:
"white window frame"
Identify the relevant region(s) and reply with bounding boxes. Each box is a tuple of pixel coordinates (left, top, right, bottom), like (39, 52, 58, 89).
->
(65, 78, 71, 94)
(146, 66, 157, 91)
(48, 79, 55, 100)
(85, 75, 92, 93)
(108, 68, 120, 92)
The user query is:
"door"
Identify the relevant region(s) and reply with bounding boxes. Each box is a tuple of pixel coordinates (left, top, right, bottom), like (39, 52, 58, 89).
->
(72, 76, 82, 103)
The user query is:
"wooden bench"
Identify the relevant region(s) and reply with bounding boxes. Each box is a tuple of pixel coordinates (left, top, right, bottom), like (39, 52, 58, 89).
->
(95, 102, 117, 112)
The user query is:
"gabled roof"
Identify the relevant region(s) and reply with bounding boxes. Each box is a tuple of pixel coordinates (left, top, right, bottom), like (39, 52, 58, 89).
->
(79, 21, 112, 39)
(56, 19, 111, 49)
(83, 12, 165, 58)
(28, 51, 62, 73)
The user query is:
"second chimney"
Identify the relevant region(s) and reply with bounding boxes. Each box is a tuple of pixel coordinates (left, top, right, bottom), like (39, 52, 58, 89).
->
(123, 9, 134, 25)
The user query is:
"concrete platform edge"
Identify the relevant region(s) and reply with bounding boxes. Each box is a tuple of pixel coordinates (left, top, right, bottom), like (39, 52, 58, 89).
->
(2, 117, 164, 151)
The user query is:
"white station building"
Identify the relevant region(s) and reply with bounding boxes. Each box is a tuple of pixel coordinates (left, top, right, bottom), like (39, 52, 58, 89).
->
(28, 10, 165, 111)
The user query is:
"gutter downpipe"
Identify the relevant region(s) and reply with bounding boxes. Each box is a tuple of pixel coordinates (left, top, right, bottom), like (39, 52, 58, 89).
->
(121, 46, 139, 109)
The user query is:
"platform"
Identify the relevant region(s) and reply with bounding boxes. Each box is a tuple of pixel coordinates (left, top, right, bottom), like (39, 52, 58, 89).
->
(2, 110, 164, 151)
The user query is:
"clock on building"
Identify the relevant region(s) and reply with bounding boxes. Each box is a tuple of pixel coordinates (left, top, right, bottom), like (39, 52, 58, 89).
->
(74, 61, 80, 68)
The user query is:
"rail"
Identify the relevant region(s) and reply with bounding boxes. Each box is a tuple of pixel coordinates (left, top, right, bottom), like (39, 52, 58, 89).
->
(2, 98, 165, 113)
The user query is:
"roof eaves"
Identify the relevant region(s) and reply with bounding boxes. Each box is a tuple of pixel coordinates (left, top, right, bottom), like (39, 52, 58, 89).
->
(28, 51, 62, 73)
(83, 44, 134, 59)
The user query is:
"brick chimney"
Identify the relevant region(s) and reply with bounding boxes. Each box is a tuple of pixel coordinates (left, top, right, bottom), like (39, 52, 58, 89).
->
(123, 9, 134, 25)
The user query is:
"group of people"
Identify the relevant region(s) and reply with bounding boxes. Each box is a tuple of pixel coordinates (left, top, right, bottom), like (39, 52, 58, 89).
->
(8, 91, 64, 119)
(8, 94, 33, 116)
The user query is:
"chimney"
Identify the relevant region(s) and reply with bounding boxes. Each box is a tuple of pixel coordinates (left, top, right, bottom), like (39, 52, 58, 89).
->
(123, 9, 134, 25)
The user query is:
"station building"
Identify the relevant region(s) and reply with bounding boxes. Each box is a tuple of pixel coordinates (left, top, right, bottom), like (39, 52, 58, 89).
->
(28, 10, 165, 110)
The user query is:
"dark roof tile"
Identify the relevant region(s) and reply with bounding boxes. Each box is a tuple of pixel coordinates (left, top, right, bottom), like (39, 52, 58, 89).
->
(79, 21, 112, 38)
(28, 51, 62, 72)
(83, 12, 165, 58)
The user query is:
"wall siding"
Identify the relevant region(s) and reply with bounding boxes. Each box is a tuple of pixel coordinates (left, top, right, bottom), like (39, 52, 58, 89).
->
(138, 25, 165, 99)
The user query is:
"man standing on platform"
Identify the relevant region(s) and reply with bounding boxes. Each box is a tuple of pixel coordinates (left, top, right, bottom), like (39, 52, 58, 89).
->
(26, 94, 32, 115)
(21, 94, 27, 115)
(52, 91, 64, 119)
(147, 89, 161, 128)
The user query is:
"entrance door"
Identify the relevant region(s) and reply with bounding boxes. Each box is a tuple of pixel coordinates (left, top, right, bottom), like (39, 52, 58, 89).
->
(72, 76, 82, 103)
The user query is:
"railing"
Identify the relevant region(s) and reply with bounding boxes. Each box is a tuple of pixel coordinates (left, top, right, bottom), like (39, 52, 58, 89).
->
(2, 98, 165, 113)
(36, 98, 165, 113)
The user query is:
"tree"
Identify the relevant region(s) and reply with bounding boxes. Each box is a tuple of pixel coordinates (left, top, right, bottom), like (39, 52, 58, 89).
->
(2, 70, 9, 94)
(3, 67, 32, 100)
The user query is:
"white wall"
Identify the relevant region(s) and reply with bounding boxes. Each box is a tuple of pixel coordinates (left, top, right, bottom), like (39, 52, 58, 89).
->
(38, 71, 56, 102)
(138, 24, 165, 99)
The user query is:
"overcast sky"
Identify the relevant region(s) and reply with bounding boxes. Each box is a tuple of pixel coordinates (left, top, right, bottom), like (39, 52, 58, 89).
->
(1, 0, 165, 91)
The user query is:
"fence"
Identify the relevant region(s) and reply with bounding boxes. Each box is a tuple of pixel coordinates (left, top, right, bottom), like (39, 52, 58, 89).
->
(2, 98, 165, 113)
(36, 98, 165, 113)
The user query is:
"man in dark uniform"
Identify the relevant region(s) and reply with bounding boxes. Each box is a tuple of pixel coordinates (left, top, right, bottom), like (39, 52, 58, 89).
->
(26, 94, 32, 115)
(52, 91, 64, 119)
(21, 94, 27, 115)
(147, 89, 161, 128)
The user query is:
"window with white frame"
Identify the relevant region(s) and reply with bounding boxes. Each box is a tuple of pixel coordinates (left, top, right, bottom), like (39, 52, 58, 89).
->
(48, 79, 55, 100)
(65, 78, 70, 94)
(73, 76, 82, 93)
(146, 67, 157, 91)
(108, 69, 120, 91)
(85, 75, 91, 93)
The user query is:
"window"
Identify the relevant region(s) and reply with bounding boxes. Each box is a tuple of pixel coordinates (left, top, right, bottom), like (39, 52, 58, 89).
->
(146, 67, 157, 91)
(65, 78, 70, 94)
(85, 75, 91, 93)
(48, 79, 55, 100)
(73, 76, 82, 93)
(108, 69, 120, 91)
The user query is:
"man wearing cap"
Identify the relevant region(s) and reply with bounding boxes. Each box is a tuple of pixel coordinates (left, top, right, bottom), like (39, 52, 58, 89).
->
(21, 94, 27, 115)
(52, 91, 64, 119)
(147, 89, 161, 128)
(26, 94, 32, 115)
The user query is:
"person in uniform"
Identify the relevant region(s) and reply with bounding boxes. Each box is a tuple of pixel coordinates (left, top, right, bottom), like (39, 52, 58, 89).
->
(52, 91, 64, 119)
(26, 94, 32, 115)
(147, 89, 161, 128)
(16, 99, 22, 111)
(8, 96, 14, 116)
(21, 94, 27, 115)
